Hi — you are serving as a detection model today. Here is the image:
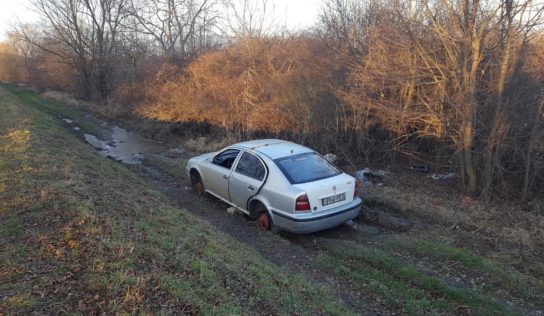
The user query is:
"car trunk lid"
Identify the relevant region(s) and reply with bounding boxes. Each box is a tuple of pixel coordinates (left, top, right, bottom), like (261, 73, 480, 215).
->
(293, 173, 355, 212)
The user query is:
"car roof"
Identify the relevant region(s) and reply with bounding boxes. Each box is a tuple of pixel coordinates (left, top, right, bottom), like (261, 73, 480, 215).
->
(233, 139, 313, 160)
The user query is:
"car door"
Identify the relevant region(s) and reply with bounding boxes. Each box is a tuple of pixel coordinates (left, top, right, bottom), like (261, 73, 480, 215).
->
(229, 151, 267, 211)
(201, 148, 241, 200)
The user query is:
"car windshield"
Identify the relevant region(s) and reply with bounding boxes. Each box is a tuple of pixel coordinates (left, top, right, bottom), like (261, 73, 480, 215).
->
(274, 152, 340, 184)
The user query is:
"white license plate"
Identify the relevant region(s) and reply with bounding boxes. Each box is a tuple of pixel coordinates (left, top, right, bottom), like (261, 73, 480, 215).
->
(322, 193, 346, 206)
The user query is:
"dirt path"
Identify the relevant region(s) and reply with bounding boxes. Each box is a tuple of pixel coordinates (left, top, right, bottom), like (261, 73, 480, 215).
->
(134, 159, 396, 315)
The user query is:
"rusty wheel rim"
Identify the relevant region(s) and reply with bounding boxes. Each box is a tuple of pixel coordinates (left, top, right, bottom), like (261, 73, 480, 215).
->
(257, 213, 271, 231)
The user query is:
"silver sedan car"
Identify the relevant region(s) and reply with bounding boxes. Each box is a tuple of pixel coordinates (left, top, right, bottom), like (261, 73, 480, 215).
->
(186, 139, 362, 233)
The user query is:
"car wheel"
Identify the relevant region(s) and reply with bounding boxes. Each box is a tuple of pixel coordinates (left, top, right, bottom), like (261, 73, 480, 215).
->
(190, 171, 204, 196)
(257, 212, 272, 231)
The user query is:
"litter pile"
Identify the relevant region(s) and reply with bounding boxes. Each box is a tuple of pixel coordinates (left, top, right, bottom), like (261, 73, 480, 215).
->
(354, 168, 388, 186)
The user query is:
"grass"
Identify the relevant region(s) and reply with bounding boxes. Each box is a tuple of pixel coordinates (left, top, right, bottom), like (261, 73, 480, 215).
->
(0, 84, 352, 314)
(315, 240, 517, 315)
(386, 237, 544, 305)
(361, 168, 544, 262)
(143, 154, 188, 179)
(4, 84, 110, 139)
(0, 218, 22, 237)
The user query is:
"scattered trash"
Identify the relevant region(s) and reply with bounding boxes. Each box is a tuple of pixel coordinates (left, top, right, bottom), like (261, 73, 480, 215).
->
(62, 118, 73, 124)
(429, 172, 456, 180)
(369, 169, 387, 178)
(354, 168, 388, 186)
(73, 126, 80, 131)
(226, 207, 237, 215)
(324, 153, 337, 164)
(184, 186, 192, 191)
(410, 164, 429, 173)
(354, 168, 373, 186)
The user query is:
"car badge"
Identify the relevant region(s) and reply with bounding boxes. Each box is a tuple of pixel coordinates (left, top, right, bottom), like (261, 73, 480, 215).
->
(332, 185, 336, 191)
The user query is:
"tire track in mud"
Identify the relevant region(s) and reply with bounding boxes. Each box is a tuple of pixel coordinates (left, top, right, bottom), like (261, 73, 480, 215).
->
(134, 162, 397, 315)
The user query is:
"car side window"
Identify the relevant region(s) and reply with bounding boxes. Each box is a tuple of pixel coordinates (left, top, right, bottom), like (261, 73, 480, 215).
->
(212, 149, 240, 169)
(235, 152, 266, 181)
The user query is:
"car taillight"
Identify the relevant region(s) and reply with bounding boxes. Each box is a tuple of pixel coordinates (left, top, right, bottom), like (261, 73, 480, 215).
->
(295, 194, 311, 211)
(354, 181, 359, 197)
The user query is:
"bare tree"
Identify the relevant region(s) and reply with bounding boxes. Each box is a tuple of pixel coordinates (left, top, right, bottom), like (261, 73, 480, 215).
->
(480, 0, 544, 198)
(128, 0, 219, 64)
(222, 0, 281, 38)
(321, 0, 544, 197)
(15, 0, 130, 99)
(318, 0, 384, 56)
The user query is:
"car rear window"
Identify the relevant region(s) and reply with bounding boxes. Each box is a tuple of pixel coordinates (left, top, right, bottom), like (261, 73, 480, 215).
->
(274, 152, 340, 184)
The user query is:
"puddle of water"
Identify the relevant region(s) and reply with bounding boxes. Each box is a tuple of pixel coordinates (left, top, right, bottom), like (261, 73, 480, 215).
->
(65, 115, 167, 164)
(83, 127, 166, 164)
(107, 126, 166, 164)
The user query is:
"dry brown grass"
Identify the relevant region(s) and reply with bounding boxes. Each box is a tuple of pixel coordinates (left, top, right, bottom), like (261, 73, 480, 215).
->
(42, 90, 133, 119)
(41, 90, 90, 108)
(360, 170, 544, 275)
(183, 136, 239, 154)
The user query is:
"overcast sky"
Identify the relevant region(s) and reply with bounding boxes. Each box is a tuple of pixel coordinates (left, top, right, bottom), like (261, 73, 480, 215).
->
(0, 0, 322, 41)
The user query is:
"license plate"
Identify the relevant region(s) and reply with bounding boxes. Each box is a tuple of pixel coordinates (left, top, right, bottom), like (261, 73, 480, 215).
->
(322, 193, 346, 206)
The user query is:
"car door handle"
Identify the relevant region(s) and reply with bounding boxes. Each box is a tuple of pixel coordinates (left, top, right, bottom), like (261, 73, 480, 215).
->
(248, 185, 255, 190)
(222, 175, 229, 180)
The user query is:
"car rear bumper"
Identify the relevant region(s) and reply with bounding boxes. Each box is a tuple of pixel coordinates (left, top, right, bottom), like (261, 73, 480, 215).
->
(270, 197, 363, 234)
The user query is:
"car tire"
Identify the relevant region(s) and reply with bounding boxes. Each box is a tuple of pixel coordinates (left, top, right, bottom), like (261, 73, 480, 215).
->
(190, 171, 204, 196)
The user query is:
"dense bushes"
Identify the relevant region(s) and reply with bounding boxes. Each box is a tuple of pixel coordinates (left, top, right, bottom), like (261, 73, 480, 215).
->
(140, 37, 338, 137)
